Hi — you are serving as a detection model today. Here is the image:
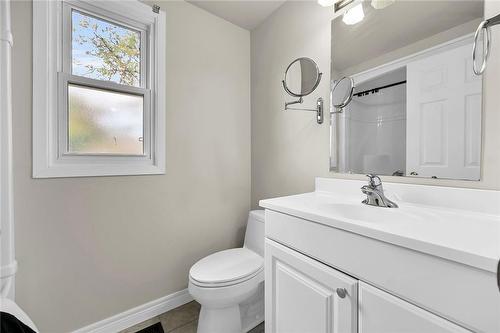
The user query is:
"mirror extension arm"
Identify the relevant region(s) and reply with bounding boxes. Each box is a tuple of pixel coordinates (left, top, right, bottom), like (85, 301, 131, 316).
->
(284, 96, 303, 109)
(285, 97, 324, 124)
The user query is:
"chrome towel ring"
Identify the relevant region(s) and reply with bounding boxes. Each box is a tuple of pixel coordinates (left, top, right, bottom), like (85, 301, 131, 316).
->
(473, 13, 500, 75)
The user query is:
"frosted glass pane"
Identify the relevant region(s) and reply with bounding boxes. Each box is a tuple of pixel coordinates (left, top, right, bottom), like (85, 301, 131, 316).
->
(68, 84, 144, 155)
(72, 10, 141, 86)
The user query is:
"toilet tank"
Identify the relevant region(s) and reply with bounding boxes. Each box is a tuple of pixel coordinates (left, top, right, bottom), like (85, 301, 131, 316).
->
(243, 210, 265, 257)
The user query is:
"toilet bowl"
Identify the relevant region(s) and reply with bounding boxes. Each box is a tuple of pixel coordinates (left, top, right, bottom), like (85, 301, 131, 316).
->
(188, 210, 265, 333)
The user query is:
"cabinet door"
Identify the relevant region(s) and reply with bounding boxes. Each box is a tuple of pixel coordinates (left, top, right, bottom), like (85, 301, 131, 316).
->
(265, 239, 358, 333)
(359, 281, 471, 333)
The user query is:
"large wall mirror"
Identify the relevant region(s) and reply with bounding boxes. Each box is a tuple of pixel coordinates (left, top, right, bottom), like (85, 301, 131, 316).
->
(330, 0, 484, 180)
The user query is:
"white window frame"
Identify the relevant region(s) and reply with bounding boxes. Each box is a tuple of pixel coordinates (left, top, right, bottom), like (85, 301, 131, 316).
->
(33, 0, 166, 178)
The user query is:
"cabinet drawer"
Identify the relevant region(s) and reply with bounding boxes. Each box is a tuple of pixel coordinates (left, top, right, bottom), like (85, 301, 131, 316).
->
(265, 239, 358, 333)
(359, 281, 471, 333)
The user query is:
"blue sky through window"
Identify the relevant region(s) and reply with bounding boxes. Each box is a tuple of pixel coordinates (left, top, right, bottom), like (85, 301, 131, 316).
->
(72, 10, 141, 86)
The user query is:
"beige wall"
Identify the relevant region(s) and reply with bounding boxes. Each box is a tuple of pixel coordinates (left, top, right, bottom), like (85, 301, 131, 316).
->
(251, 1, 333, 207)
(10, 0, 500, 331)
(12, 1, 250, 332)
(251, 1, 500, 208)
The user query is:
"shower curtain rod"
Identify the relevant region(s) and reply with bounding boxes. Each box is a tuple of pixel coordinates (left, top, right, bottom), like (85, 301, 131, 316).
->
(353, 80, 406, 97)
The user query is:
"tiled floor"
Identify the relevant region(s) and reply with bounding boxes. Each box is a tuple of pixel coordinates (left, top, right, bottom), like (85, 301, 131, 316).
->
(119, 301, 200, 333)
(120, 301, 264, 333)
(248, 322, 265, 333)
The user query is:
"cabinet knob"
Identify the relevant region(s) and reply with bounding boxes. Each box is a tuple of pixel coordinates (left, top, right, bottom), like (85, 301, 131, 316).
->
(336, 288, 347, 298)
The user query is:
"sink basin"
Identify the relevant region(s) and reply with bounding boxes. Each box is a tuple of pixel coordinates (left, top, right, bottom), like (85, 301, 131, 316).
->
(260, 178, 500, 274)
(323, 202, 420, 224)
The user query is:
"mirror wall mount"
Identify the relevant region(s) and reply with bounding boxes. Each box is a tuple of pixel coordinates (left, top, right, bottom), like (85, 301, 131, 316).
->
(285, 97, 324, 124)
(282, 57, 324, 124)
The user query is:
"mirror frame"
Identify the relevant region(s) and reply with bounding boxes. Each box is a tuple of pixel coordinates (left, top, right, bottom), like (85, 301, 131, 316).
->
(331, 76, 355, 109)
(282, 57, 322, 98)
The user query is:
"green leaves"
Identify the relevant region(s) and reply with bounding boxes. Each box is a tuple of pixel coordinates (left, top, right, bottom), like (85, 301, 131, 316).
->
(74, 14, 140, 86)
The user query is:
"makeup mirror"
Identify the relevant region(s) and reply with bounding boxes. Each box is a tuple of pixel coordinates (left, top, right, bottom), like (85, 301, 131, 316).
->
(331, 76, 355, 111)
(282, 57, 322, 97)
(282, 57, 324, 124)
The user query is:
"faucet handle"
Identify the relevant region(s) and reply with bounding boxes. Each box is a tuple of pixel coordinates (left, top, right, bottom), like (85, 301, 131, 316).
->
(366, 174, 382, 187)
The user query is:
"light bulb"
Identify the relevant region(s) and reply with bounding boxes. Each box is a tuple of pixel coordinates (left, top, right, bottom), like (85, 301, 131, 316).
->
(317, 0, 336, 7)
(371, 0, 395, 10)
(342, 3, 364, 25)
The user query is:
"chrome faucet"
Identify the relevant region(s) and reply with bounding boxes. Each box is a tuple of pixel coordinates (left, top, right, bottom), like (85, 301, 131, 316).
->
(361, 174, 398, 208)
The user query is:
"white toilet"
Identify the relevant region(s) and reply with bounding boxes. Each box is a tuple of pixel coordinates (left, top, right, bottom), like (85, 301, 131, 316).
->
(189, 210, 265, 333)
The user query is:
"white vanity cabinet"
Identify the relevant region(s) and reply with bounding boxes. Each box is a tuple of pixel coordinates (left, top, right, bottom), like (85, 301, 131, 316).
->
(261, 178, 500, 333)
(266, 238, 470, 333)
(265, 239, 358, 333)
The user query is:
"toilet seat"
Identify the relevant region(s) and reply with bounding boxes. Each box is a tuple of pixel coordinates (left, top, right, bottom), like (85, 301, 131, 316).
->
(189, 248, 263, 288)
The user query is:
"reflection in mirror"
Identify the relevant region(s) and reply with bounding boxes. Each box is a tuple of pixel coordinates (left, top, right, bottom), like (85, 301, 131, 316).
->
(331, 76, 354, 110)
(330, 0, 484, 181)
(283, 57, 322, 97)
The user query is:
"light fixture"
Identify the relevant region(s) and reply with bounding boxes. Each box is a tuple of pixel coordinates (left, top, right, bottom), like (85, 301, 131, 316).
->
(342, 3, 364, 25)
(317, 0, 336, 7)
(371, 0, 395, 10)
(334, 0, 355, 12)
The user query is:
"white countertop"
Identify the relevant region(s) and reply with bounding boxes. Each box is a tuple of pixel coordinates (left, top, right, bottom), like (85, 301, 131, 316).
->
(260, 179, 500, 273)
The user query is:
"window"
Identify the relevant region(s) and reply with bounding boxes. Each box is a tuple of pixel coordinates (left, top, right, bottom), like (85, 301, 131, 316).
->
(33, 0, 165, 177)
(70, 10, 142, 86)
(67, 84, 145, 155)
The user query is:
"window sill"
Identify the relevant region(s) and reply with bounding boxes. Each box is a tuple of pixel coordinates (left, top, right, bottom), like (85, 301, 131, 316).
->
(33, 162, 165, 178)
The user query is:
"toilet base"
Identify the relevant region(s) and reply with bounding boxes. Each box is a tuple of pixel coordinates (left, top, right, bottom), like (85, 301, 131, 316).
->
(195, 284, 264, 333)
(240, 283, 264, 332)
(197, 305, 241, 333)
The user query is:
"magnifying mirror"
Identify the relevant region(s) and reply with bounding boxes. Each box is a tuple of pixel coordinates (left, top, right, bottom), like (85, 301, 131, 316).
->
(282, 58, 324, 124)
(282, 57, 322, 98)
(331, 76, 355, 112)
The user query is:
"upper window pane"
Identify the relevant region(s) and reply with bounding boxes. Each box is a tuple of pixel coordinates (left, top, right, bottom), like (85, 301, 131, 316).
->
(72, 10, 141, 86)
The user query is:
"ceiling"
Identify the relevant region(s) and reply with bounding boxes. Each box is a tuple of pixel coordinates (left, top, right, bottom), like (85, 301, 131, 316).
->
(332, 0, 483, 73)
(187, 1, 287, 30)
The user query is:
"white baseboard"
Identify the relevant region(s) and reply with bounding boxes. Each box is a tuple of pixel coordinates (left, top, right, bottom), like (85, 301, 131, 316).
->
(73, 289, 193, 333)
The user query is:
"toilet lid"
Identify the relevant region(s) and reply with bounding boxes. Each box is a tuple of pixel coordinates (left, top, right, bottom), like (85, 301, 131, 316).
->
(189, 248, 263, 286)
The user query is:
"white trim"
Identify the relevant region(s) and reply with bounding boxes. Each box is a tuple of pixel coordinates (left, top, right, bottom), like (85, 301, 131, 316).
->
(57, 73, 152, 159)
(0, 0, 16, 300)
(72, 289, 193, 333)
(61, 1, 150, 88)
(33, 0, 166, 178)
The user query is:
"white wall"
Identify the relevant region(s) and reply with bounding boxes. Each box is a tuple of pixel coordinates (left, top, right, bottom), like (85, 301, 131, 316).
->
(251, 1, 500, 208)
(251, 1, 333, 207)
(11, 1, 250, 332)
